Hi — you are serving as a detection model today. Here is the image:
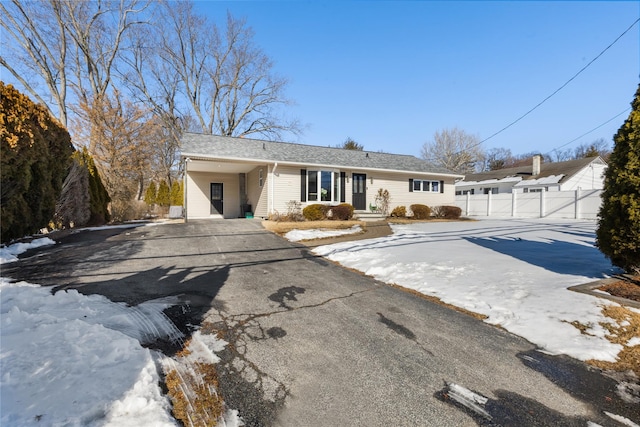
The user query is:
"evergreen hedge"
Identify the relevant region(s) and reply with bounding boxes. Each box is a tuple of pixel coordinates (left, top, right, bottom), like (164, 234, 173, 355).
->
(596, 85, 640, 273)
(1, 83, 74, 242)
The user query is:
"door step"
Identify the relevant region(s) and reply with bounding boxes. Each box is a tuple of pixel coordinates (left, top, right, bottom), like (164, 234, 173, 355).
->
(355, 211, 386, 221)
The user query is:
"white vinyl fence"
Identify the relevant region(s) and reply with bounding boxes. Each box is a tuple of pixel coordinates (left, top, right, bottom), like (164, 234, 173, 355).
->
(455, 189, 602, 220)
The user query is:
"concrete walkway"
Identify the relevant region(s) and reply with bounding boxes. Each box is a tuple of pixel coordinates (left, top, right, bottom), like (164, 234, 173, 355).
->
(4, 219, 633, 426)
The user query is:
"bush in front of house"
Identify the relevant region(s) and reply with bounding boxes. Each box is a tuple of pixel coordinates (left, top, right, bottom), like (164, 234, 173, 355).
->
(390, 205, 406, 218)
(596, 84, 640, 274)
(330, 203, 354, 220)
(303, 204, 329, 221)
(410, 204, 431, 220)
(432, 205, 462, 219)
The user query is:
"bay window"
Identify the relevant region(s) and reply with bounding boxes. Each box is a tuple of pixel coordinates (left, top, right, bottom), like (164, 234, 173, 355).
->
(307, 170, 340, 202)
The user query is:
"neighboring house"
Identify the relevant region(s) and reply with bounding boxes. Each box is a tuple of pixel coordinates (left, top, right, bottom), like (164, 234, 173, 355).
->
(180, 133, 462, 219)
(455, 155, 607, 195)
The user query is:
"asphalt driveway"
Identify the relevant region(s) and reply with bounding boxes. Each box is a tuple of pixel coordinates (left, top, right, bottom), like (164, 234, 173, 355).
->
(3, 220, 633, 426)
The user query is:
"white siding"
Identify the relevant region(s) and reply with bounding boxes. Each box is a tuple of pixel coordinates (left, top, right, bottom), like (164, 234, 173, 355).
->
(270, 165, 303, 215)
(369, 172, 456, 212)
(188, 163, 459, 219)
(185, 172, 240, 219)
(247, 165, 268, 217)
(560, 163, 606, 191)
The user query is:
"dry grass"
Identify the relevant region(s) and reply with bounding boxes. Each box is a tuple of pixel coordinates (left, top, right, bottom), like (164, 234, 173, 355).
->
(389, 283, 488, 321)
(262, 217, 474, 235)
(599, 276, 640, 302)
(164, 340, 224, 426)
(387, 217, 475, 224)
(569, 305, 640, 376)
(261, 219, 365, 235)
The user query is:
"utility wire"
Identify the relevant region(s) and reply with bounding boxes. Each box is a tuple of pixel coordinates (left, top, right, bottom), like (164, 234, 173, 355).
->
(546, 107, 630, 157)
(422, 18, 639, 165)
(478, 17, 639, 146)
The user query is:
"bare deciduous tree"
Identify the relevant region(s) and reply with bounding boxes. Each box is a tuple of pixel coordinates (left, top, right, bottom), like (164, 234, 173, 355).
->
(421, 127, 484, 174)
(573, 138, 611, 160)
(1, 0, 69, 126)
(125, 2, 299, 140)
(1, 0, 149, 131)
(72, 89, 159, 216)
(482, 147, 514, 171)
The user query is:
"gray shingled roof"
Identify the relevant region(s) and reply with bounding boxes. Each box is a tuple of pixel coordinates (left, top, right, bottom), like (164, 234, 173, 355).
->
(462, 156, 605, 184)
(181, 133, 461, 176)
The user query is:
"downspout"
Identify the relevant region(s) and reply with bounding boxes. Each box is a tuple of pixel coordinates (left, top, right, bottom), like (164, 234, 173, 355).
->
(269, 162, 278, 216)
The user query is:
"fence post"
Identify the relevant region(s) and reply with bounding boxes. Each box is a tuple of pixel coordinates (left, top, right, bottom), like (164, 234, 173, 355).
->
(575, 187, 581, 219)
(539, 188, 546, 218)
(511, 189, 517, 217)
(465, 192, 470, 216)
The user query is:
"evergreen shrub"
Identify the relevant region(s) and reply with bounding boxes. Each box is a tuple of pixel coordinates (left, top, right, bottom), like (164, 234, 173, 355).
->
(433, 205, 462, 219)
(330, 203, 354, 220)
(410, 204, 431, 220)
(1, 83, 74, 242)
(303, 204, 329, 221)
(596, 84, 640, 273)
(390, 206, 406, 218)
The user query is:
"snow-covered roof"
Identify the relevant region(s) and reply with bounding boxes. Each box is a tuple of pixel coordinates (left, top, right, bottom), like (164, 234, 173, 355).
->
(457, 176, 522, 187)
(513, 174, 564, 187)
(457, 156, 606, 187)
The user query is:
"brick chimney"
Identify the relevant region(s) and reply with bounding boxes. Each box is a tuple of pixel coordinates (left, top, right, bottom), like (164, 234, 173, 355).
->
(532, 155, 542, 176)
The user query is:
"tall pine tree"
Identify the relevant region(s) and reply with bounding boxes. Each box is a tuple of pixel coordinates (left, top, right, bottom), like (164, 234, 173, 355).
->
(156, 180, 170, 207)
(170, 181, 183, 206)
(596, 85, 640, 273)
(144, 181, 157, 206)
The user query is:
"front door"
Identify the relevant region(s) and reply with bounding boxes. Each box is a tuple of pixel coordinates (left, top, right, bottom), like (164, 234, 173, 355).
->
(210, 183, 223, 215)
(352, 173, 366, 210)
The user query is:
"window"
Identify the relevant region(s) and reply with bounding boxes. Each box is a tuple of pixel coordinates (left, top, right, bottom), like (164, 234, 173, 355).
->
(411, 179, 442, 193)
(259, 169, 264, 187)
(483, 187, 498, 195)
(307, 170, 340, 202)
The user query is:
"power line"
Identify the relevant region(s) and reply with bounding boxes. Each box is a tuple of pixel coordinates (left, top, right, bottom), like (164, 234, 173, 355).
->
(545, 107, 630, 156)
(478, 17, 639, 146)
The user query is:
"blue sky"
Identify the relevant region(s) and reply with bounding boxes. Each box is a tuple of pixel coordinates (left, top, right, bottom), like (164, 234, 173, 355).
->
(196, 1, 639, 157)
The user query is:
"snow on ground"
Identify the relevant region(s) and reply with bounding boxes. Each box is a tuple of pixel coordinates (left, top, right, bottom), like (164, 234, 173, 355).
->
(0, 233, 242, 427)
(284, 225, 362, 242)
(0, 237, 56, 264)
(312, 218, 625, 362)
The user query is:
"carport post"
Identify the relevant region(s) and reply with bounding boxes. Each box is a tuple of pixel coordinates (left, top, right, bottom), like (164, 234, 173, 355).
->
(511, 189, 517, 217)
(183, 157, 189, 223)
